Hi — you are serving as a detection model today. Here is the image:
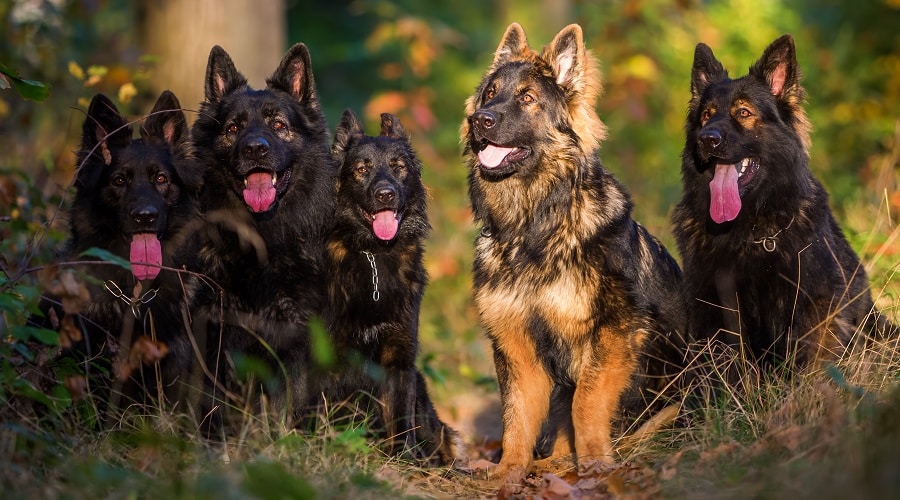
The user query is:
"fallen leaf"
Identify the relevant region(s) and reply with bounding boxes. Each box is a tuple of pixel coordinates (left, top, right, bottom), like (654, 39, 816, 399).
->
(59, 315, 83, 349)
(64, 375, 87, 401)
(660, 449, 685, 481)
(131, 335, 169, 366)
(539, 472, 578, 499)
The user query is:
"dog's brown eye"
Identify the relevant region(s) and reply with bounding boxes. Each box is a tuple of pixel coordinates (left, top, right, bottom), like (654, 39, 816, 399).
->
(227, 123, 239, 134)
(155, 173, 168, 185)
(485, 87, 495, 100)
(356, 165, 368, 174)
(112, 175, 126, 186)
(520, 93, 534, 103)
(273, 120, 287, 130)
(391, 160, 406, 171)
(737, 108, 752, 118)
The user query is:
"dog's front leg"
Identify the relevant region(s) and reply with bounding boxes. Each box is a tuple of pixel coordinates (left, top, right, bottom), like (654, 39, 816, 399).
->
(491, 336, 552, 483)
(377, 324, 419, 457)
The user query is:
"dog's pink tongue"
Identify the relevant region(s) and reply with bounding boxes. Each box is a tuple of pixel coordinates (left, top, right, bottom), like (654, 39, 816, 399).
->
(373, 210, 399, 241)
(130, 233, 162, 281)
(243, 172, 276, 212)
(709, 163, 742, 224)
(477, 144, 515, 169)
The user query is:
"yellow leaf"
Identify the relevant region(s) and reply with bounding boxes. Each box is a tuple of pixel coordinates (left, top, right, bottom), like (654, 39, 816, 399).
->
(118, 82, 137, 104)
(625, 54, 659, 81)
(68, 61, 85, 81)
(86, 65, 108, 78)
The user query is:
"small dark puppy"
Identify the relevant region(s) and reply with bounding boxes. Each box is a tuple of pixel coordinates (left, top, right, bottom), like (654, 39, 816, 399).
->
(45, 91, 201, 404)
(314, 110, 462, 465)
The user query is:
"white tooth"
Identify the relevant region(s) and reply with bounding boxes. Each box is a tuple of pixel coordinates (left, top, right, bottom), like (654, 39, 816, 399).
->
(272, 173, 277, 186)
(244, 178, 248, 187)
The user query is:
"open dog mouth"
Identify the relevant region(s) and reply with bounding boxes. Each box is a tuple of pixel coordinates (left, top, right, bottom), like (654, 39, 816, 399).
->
(708, 157, 760, 224)
(476, 141, 531, 169)
(241, 167, 291, 212)
(362, 208, 402, 241)
(130, 232, 162, 281)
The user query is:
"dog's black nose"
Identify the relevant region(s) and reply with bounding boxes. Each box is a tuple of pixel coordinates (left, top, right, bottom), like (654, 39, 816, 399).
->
(241, 137, 270, 161)
(698, 129, 723, 150)
(471, 110, 497, 131)
(375, 185, 396, 205)
(131, 206, 159, 226)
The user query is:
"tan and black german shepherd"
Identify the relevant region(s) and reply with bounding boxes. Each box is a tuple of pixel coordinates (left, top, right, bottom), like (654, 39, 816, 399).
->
(462, 23, 687, 482)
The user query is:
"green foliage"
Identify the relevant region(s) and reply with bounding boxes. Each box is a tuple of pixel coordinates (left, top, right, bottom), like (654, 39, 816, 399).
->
(309, 316, 336, 369)
(0, 64, 51, 101)
(242, 461, 316, 500)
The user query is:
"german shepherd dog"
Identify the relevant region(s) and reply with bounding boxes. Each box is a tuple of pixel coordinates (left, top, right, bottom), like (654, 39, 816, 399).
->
(462, 23, 687, 481)
(672, 35, 893, 369)
(190, 43, 335, 427)
(314, 109, 462, 465)
(51, 90, 201, 403)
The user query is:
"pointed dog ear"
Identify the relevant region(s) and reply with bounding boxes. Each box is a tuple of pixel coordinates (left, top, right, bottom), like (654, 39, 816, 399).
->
(332, 108, 364, 159)
(379, 113, 409, 141)
(141, 90, 190, 157)
(268, 43, 319, 105)
(204, 45, 248, 104)
(543, 24, 587, 90)
(690, 43, 729, 105)
(491, 22, 530, 69)
(750, 34, 802, 104)
(81, 93, 132, 166)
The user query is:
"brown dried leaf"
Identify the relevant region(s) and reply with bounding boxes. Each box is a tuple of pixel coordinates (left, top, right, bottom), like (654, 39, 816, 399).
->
(37, 263, 60, 290)
(130, 335, 169, 366)
(114, 356, 133, 381)
(64, 375, 87, 401)
(58, 315, 83, 349)
(47, 307, 60, 330)
(539, 472, 578, 499)
(660, 449, 685, 481)
(696, 442, 740, 472)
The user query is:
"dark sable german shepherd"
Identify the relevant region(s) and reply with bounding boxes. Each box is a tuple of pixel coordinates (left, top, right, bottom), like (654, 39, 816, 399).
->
(313, 109, 462, 465)
(462, 23, 687, 481)
(672, 35, 894, 369)
(50, 91, 201, 402)
(190, 44, 335, 427)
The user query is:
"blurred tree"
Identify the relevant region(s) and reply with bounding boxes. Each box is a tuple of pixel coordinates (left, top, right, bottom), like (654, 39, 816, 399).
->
(138, 0, 286, 120)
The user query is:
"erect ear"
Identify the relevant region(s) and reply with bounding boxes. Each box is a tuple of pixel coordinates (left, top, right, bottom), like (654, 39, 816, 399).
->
(379, 113, 409, 141)
(81, 93, 131, 166)
(542, 24, 586, 91)
(750, 34, 802, 104)
(267, 42, 319, 104)
(331, 109, 364, 159)
(141, 90, 189, 157)
(204, 45, 247, 104)
(690, 43, 728, 103)
(491, 22, 530, 68)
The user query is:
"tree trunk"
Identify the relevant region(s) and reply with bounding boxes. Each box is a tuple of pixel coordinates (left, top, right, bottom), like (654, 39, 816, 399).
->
(139, 0, 286, 123)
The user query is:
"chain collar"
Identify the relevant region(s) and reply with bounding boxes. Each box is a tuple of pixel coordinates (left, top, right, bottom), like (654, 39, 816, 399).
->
(751, 216, 795, 253)
(361, 251, 380, 302)
(104, 280, 158, 318)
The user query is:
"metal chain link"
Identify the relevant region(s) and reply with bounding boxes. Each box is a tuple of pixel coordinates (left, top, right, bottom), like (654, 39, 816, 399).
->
(362, 251, 380, 302)
(752, 216, 795, 253)
(104, 280, 159, 318)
